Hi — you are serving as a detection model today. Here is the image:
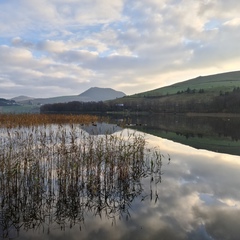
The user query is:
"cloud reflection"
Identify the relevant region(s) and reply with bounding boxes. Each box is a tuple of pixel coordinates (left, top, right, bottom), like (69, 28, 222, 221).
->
(56, 129, 240, 240)
(1, 128, 240, 239)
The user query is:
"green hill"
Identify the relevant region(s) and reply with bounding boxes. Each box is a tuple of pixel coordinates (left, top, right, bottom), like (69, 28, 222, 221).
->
(133, 70, 240, 97)
(109, 70, 240, 114)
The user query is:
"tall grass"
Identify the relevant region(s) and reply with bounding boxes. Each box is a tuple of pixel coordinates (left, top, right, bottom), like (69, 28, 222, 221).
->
(0, 118, 163, 237)
(0, 113, 99, 128)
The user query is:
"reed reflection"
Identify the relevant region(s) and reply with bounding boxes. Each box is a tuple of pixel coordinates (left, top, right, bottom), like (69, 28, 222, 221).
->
(0, 125, 163, 238)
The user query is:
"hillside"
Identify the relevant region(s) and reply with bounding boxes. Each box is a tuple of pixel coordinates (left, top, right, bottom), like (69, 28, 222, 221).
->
(17, 87, 126, 105)
(133, 70, 240, 97)
(11, 95, 34, 102)
(107, 70, 240, 114)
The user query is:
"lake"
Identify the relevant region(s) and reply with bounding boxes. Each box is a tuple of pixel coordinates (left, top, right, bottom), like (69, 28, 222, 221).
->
(116, 113, 240, 155)
(0, 115, 240, 239)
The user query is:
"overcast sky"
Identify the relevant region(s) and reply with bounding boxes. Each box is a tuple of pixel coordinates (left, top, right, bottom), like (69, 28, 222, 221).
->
(1, 0, 240, 98)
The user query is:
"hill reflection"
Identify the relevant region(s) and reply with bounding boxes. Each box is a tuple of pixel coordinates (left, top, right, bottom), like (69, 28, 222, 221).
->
(120, 114, 240, 155)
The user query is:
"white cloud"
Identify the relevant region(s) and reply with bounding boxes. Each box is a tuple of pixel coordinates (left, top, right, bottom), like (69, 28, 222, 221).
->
(224, 17, 240, 27)
(0, 0, 124, 37)
(0, 0, 240, 98)
(37, 40, 68, 53)
(0, 45, 33, 66)
(0, 45, 95, 98)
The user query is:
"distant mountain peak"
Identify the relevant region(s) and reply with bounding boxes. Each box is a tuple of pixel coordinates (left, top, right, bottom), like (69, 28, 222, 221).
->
(12, 87, 126, 106)
(79, 87, 126, 101)
(11, 95, 34, 102)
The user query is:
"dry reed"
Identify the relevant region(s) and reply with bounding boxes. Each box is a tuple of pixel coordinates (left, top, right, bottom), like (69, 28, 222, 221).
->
(0, 113, 99, 128)
(0, 117, 163, 237)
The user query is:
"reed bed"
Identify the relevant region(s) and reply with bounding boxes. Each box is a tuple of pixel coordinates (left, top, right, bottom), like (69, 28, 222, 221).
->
(0, 113, 99, 128)
(0, 121, 163, 237)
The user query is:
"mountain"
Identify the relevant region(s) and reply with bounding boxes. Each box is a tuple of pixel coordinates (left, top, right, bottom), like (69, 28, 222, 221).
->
(11, 95, 34, 102)
(79, 87, 126, 101)
(16, 87, 126, 105)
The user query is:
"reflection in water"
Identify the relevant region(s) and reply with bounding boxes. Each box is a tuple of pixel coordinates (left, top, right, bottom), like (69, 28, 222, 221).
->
(1, 123, 240, 239)
(117, 114, 240, 155)
(0, 125, 163, 239)
(145, 133, 240, 240)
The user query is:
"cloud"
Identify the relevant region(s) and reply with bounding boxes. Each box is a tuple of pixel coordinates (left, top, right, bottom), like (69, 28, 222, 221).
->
(0, 0, 240, 98)
(37, 40, 68, 53)
(0, 45, 95, 98)
(0, 0, 124, 37)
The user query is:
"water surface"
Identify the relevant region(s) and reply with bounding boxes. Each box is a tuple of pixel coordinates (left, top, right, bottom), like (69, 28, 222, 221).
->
(1, 124, 240, 240)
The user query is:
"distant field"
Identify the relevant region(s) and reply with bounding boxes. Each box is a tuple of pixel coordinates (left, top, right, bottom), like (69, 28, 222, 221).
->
(0, 105, 40, 113)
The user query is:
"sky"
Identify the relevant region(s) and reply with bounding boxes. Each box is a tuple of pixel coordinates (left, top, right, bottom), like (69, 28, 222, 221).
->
(0, 0, 240, 99)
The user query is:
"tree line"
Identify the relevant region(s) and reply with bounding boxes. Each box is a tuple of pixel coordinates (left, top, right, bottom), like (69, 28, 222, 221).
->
(40, 88, 240, 114)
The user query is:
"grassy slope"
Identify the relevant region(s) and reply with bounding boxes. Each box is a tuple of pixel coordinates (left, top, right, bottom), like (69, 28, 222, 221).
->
(132, 70, 240, 97)
(108, 71, 240, 112)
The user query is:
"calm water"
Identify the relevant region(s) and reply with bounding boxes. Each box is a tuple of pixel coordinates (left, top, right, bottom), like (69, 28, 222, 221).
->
(118, 114, 240, 155)
(1, 118, 240, 240)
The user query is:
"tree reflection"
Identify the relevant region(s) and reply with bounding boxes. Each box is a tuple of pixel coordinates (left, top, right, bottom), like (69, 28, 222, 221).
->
(0, 125, 163, 238)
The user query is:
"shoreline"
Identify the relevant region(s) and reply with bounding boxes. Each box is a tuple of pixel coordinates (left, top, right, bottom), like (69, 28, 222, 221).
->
(186, 112, 240, 118)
